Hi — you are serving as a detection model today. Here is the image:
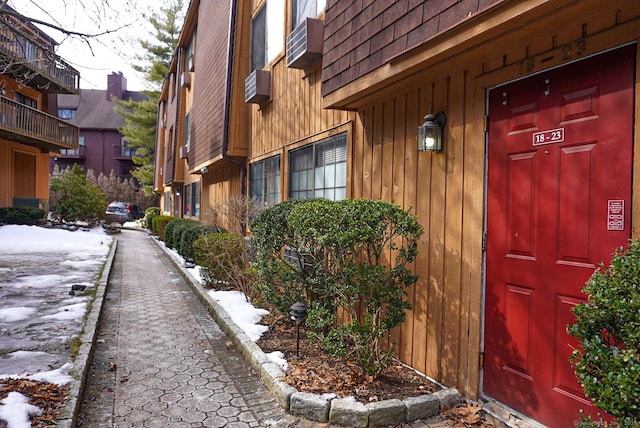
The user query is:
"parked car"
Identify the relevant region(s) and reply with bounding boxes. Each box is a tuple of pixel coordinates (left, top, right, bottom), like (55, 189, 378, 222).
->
(105, 202, 144, 224)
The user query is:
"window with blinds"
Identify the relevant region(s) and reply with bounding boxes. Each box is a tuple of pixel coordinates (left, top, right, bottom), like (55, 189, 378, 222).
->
(289, 132, 347, 200)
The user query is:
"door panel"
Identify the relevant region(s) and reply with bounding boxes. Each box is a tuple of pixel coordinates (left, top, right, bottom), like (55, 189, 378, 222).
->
(484, 46, 634, 427)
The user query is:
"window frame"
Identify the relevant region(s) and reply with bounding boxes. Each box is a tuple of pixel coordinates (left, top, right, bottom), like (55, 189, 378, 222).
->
(291, 0, 326, 30)
(249, 154, 281, 207)
(250, 0, 285, 71)
(287, 132, 347, 201)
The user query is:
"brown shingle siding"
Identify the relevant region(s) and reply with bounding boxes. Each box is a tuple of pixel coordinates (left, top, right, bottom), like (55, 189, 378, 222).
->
(394, 4, 424, 38)
(382, 0, 409, 28)
(322, 0, 508, 96)
(370, 24, 394, 53)
(406, 17, 439, 48)
(438, 0, 479, 31)
(351, 39, 372, 64)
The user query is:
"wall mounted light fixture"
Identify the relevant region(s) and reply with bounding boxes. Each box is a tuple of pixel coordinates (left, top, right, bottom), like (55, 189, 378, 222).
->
(200, 166, 208, 174)
(417, 111, 446, 152)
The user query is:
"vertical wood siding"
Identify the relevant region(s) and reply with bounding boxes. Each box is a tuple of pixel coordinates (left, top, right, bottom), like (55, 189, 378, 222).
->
(249, 59, 355, 161)
(350, 70, 484, 397)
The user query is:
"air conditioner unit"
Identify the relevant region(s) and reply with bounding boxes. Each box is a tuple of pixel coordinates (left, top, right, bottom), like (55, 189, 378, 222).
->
(244, 69, 271, 104)
(181, 71, 191, 89)
(179, 145, 188, 159)
(286, 18, 324, 70)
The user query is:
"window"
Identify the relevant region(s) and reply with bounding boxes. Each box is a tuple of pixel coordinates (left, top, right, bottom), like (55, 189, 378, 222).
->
(164, 191, 171, 214)
(289, 133, 347, 200)
(251, 0, 285, 71)
(250, 155, 281, 206)
(120, 137, 134, 157)
(187, 31, 196, 71)
(184, 112, 191, 151)
(183, 182, 200, 217)
(167, 126, 174, 159)
(58, 108, 76, 119)
(291, 0, 326, 29)
(15, 93, 37, 109)
(60, 135, 85, 156)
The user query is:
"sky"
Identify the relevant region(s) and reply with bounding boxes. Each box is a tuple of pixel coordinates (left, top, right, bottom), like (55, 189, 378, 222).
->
(8, 0, 165, 91)
(0, 224, 282, 427)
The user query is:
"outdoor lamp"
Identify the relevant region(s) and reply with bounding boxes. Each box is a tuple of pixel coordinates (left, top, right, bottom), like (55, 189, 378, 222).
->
(289, 301, 307, 359)
(417, 111, 446, 152)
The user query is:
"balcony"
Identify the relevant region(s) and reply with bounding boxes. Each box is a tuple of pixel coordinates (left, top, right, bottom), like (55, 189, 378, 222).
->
(56, 144, 86, 159)
(0, 18, 80, 94)
(0, 96, 79, 151)
(114, 144, 135, 160)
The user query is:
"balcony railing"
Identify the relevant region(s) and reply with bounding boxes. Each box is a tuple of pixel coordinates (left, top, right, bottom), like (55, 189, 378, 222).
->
(57, 144, 86, 158)
(114, 144, 135, 159)
(0, 18, 80, 94)
(0, 96, 79, 151)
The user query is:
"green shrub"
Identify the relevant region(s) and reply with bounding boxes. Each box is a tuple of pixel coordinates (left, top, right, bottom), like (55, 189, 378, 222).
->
(568, 239, 640, 426)
(0, 207, 46, 225)
(164, 218, 197, 249)
(178, 223, 223, 262)
(250, 199, 311, 313)
(250, 198, 423, 377)
(49, 164, 107, 225)
(194, 232, 254, 298)
(142, 207, 160, 229)
(151, 215, 177, 241)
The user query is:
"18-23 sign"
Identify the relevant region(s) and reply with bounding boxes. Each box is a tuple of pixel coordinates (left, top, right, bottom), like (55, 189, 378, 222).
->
(533, 128, 565, 146)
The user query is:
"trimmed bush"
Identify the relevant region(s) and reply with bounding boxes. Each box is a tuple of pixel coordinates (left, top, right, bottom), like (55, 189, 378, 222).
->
(250, 198, 423, 377)
(194, 232, 254, 298)
(151, 215, 177, 241)
(164, 218, 197, 249)
(0, 207, 46, 225)
(178, 222, 223, 262)
(569, 239, 640, 426)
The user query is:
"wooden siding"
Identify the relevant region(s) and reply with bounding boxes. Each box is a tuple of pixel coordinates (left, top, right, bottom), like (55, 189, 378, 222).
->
(0, 140, 51, 207)
(249, 59, 355, 163)
(192, 0, 233, 167)
(200, 160, 244, 230)
(351, 70, 483, 395)
(340, 0, 640, 399)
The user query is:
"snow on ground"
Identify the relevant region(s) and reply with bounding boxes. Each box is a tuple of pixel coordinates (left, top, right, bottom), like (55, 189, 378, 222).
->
(0, 225, 113, 427)
(0, 225, 280, 427)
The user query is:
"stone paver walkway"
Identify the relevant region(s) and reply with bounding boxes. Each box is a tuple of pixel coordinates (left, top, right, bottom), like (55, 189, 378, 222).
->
(77, 230, 305, 427)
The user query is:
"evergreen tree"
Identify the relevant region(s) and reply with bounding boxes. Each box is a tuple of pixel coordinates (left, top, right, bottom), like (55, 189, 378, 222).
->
(49, 164, 107, 225)
(113, 0, 184, 196)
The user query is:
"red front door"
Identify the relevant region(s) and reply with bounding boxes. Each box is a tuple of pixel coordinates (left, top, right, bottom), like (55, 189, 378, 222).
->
(484, 46, 634, 427)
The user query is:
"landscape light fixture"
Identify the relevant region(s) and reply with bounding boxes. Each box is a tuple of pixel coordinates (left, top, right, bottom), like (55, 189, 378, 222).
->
(289, 301, 307, 359)
(417, 111, 446, 152)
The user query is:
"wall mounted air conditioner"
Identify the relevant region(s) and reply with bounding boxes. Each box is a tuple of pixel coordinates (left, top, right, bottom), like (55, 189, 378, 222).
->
(245, 69, 271, 104)
(181, 71, 191, 89)
(286, 18, 324, 70)
(179, 145, 188, 159)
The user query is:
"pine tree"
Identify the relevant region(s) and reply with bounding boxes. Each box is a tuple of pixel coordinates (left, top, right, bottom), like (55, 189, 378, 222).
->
(113, 0, 184, 196)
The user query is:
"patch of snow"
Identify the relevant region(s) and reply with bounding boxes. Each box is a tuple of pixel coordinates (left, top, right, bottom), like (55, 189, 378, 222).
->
(0, 307, 36, 322)
(208, 290, 269, 341)
(0, 392, 42, 428)
(266, 351, 288, 370)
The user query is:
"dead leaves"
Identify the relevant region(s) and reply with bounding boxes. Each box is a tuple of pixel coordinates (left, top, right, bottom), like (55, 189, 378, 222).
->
(440, 401, 486, 427)
(0, 378, 69, 428)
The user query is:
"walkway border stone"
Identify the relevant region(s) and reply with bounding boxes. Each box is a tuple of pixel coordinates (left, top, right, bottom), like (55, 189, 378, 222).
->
(57, 239, 118, 428)
(153, 236, 463, 427)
